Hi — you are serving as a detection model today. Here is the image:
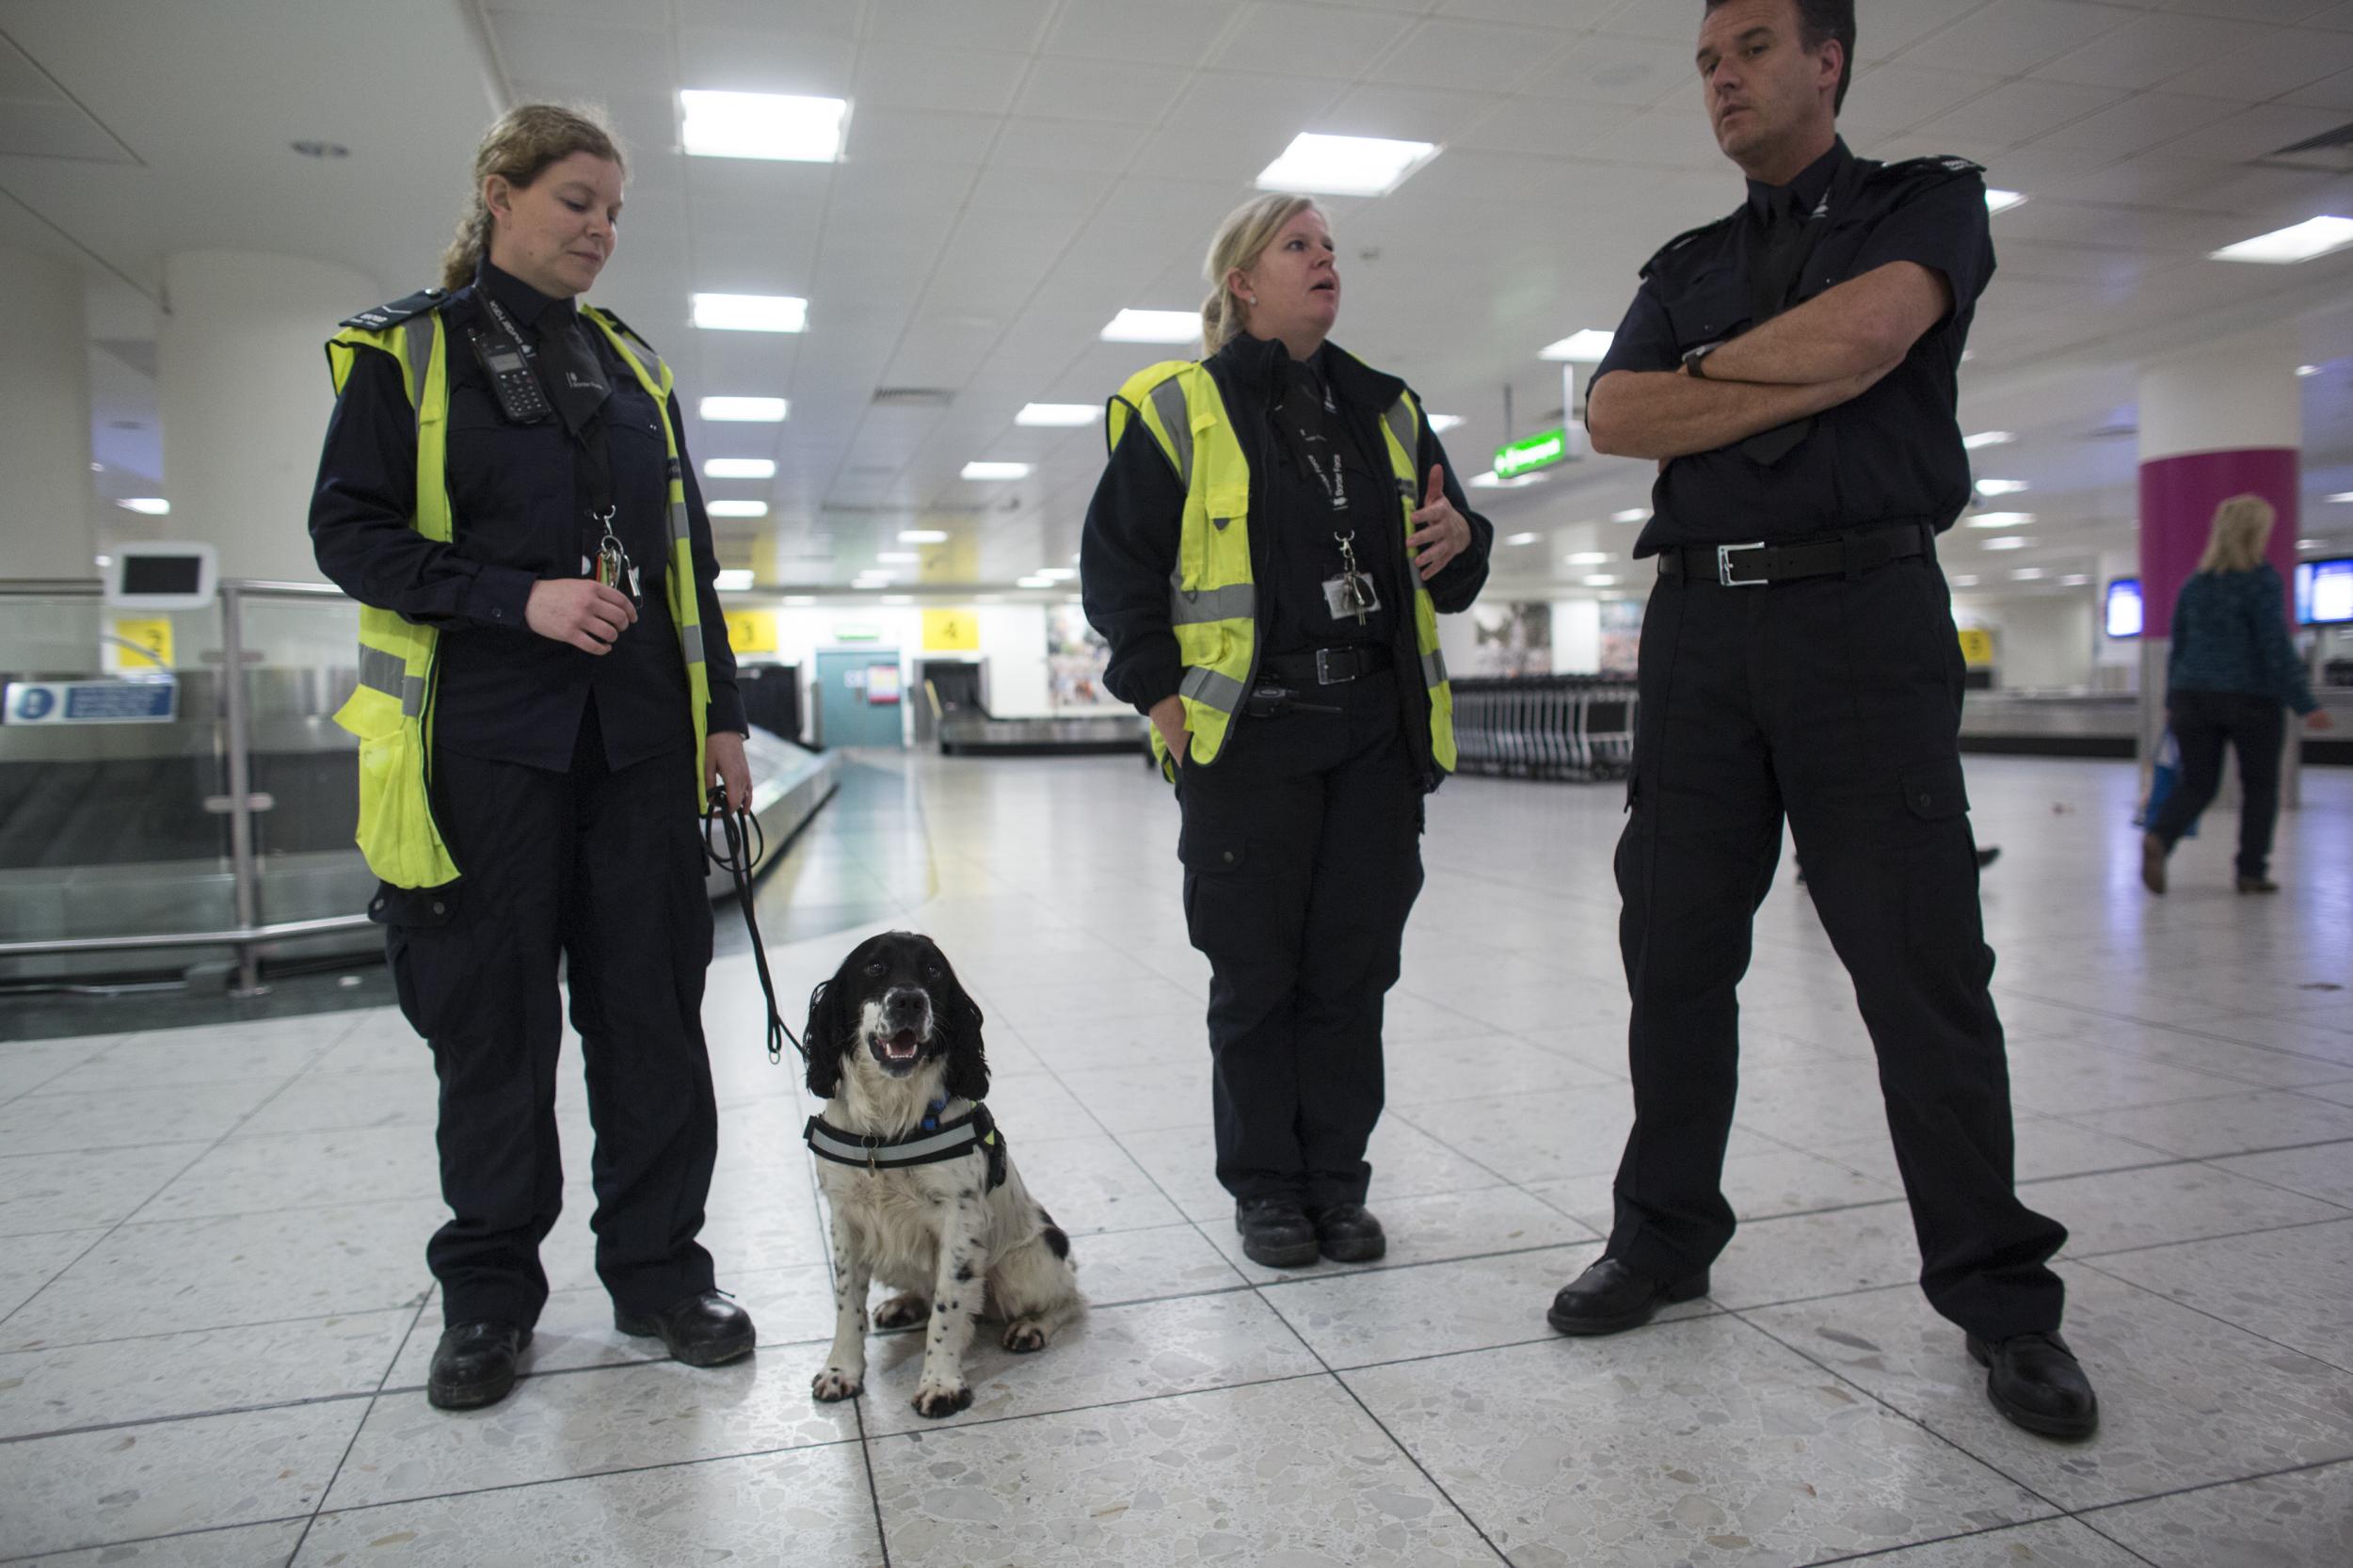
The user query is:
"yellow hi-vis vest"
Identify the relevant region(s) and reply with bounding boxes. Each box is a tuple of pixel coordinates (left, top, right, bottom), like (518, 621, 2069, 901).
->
(1109, 360, 1456, 776)
(324, 296, 713, 889)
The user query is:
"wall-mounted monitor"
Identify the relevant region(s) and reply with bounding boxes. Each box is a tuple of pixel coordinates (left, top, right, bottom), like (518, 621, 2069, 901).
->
(2296, 558, 2353, 626)
(2104, 578, 2143, 639)
(103, 542, 216, 611)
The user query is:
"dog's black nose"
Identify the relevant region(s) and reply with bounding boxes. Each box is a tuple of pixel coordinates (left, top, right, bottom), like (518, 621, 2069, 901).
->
(881, 986, 929, 1021)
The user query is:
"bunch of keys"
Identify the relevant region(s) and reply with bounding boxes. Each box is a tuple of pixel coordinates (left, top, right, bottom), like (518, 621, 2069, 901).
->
(1322, 530, 1381, 627)
(588, 507, 641, 604)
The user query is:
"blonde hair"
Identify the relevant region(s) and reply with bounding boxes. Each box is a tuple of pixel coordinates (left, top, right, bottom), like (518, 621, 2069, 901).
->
(1200, 193, 1323, 357)
(439, 104, 627, 291)
(2197, 494, 2275, 575)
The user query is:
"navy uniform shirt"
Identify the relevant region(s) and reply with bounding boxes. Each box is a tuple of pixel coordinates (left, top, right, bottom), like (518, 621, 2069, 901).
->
(1262, 348, 1401, 655)
(1593, 137, 1996, 556)
(310, 260, 744, 774)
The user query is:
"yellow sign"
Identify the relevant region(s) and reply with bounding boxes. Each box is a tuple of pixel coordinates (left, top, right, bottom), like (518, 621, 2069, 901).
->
(112, 616, 174, 670)
(724, 611, 777, 654)
(923, 608, 980, 651)
(1957, 628, 1994, 667)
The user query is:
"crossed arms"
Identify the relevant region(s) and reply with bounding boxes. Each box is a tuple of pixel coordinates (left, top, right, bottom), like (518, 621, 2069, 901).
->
(1586, 261, 1951, 462)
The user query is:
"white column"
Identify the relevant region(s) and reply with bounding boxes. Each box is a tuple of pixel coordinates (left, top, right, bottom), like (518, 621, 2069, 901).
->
(0, 245, 96, 579)
(157, 250, 380, 584)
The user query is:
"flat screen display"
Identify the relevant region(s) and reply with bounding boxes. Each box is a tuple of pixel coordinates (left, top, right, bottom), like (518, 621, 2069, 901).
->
(2296, 558, 2353, 626)
(2104, 578, 2143, 639)
(120, 555, 204, 596)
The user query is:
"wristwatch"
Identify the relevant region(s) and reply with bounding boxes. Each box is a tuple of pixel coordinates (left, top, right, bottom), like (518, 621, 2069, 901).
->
(1682, 342, 1721, 378)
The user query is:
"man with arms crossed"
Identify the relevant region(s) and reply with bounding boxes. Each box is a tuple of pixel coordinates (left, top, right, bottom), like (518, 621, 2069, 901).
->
(1544, 0, 2097, 1440)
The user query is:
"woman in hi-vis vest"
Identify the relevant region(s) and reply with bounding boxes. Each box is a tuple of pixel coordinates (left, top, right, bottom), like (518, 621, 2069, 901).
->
(309, 104, 752, 1411)
(1080, 194, 1493, 1269)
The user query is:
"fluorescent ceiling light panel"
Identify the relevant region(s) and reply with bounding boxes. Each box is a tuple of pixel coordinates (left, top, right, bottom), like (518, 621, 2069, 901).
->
(1016, 575, 1055, 587)
(1567, 552, 1611, 565)
(1540, 329, 1616, 362)
(1016, 403, 1100, 427)
(1583, 575, 1618, 586)
(899, 530, 951, 543)
(1428, 414, 1465, 432)
(784, 595, 816, 605)
(713, 569, 755, 590)
(703, 458, 776, 479)
(2298, 364, 2322, 377)
(961, 461, 1031, 480)
(2010, 568, 2046, 579)
(1612, 508, 1650, 523)
(700, 396, 788, 422)
(2328, 492, 2353, 504)
(706, 500, 770, 518)
(680, 90, 848, 163)
(2060, 574, 2090, 585)
(875, 552, 920, 564)
(2212, 216, 2353, 264)
(1035, 567, 1078, 581)
(1101, 309, 1200, 344)
(1950, 574, 1978, 586)
(1985, 189, 2027, 215)
(692, 293, 808, 332)
(116, 498, 169, 515)
(880, 594, 913, 604)
(1962, 431, 2016, 450)
(1975, 478, 2028, 496)
(1968, 511, 2036, 529)
(1255, 132, 1439, 197)
(1505, 532, 1541, 546)
(1982, 536, 2028, 551)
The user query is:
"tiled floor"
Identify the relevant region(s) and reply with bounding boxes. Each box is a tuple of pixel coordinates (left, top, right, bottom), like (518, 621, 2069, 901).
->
(4, 752, 2351, 1566)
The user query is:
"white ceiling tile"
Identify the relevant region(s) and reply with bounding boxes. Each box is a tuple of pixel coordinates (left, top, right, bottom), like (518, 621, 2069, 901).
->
(1520, 33, 1696, 109)
(988, 116, 1152, 172)
(1365, 17, 1569, 93)
(2035, 91, 2246, 155)
(872, 0, 1060, 52)
(2044, 149, 2236, 205)
(1010, 56, 1190, 124)
(853, 44, 1032, 115)
(2283, 65, 2353, 106)
(2155, 0, 2343, 24)
(1318, 82, 1498, 145)
(2168, 24, 2353, 100)
(848, 108, 1000, 166)
(673, 30, 856, 97)
(1041, 1, 1243, 65)
(1578, 100, 1732, 173)
(672, 0, 859, 37)
(1452, 94, 1641, 156)
(1912, 78, 2133, 147)
(1893, 0, 2136, 77)
(2031, 11, 2249, 88)
(2165, 99, 2352, 159)
(488, 14, 672, 96)
(1442, 0, 1617, 28)
(1840, 66, 2006, 139)
(1209, 3, 1418, 79)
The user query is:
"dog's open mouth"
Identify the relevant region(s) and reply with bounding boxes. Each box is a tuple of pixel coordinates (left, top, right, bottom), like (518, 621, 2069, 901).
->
(873, 1028, 922, 1069)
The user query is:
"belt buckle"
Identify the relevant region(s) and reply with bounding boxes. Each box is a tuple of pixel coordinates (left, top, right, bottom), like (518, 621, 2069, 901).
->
(1314, 648, 1342, 684)
(1717, 541, 1769, 587)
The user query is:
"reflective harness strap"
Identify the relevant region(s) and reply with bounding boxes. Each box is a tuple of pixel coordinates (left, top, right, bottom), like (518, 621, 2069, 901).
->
(804, 1105, 1007, 1190)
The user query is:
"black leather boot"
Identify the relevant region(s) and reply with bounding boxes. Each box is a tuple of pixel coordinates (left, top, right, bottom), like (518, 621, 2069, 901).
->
(427, 1320, 531, 1411)
(1235, 1197, 1319, 1268)
(1546, 1258, 1710, 1336)
(1308, 1202, 1387, 1263)
(616, 1290, 757, 1368)
(1968, 1332, 2099, 1439)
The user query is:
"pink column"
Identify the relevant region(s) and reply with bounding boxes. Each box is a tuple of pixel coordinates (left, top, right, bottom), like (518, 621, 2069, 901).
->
(2137, 449, 2299, 638)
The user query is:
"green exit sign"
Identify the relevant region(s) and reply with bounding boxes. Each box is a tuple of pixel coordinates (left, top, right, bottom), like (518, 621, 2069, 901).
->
(1495, 427, 1570, 478)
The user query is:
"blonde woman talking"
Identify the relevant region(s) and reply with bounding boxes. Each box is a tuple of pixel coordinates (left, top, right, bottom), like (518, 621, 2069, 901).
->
(2142, 495, 2332, 895)
(1081, 194, 1492, 1267)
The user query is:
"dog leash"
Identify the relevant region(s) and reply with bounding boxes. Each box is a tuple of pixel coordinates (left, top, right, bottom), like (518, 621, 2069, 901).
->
(702, 786, 803, 1065)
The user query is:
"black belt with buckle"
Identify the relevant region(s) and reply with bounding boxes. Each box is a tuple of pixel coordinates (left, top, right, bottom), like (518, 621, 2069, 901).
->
(1658, 521, 1933, 587)
(1257, 645, 1393, 685)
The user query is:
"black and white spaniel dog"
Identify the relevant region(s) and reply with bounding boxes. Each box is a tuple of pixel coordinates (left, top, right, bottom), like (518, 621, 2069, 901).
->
(802, 930, 1081, 1418)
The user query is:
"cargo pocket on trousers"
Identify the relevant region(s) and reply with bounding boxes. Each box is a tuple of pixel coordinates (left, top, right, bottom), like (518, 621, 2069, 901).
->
(1897, 759, 1980, 961)
(1899, 759, 1969, 822)
(372, 879, 459, 1041)
(1176, 825, 1254, 955)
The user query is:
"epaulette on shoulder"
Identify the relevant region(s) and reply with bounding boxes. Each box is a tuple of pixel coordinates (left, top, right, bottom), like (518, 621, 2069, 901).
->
(585, 304, 656, 353)
(1874, 154, 1986, 193)
(1641, 213, 1738, 280)
(338, 287, 451, 333)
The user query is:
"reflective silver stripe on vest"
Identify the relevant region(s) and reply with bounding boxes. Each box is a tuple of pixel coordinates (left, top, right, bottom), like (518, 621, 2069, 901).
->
(1421, 648, 1449, 690)
(1179, 664, 1246, 715)
(807, 1120, 982, 1168)
(680, 622, 705, 665)
(357, 645, 428, 718)
(668, 500, 691, 548)
(1149, 377, 1193, 489)
(401, 314, 435, 408)
(1168, 582, 1255, 626)
(1383, 398, 1417, 467)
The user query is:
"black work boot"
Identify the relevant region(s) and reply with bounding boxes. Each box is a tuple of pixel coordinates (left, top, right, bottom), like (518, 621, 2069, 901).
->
(1308, 1202, 1387, 1263)
(616, 1290, 757, 1368)
(1234, 1197, 1319, 1269)
(1968, 1332, 2099, 1440)
(1545, 1258, 1710, 1336)
(427, 1320, 531, 1411)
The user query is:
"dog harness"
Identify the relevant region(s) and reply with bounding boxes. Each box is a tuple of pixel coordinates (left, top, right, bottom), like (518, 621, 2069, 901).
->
(804, 1101, 1008, 1192)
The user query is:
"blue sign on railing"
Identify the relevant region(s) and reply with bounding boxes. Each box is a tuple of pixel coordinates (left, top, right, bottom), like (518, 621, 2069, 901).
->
(4, 680, 179, 725)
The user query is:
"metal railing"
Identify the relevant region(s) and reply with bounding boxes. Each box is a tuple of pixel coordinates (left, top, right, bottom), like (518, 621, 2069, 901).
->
(0, 578, 373, 995)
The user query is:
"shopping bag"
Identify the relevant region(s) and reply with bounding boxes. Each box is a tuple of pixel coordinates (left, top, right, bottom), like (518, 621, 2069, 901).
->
(2134, 728, 2198, 837)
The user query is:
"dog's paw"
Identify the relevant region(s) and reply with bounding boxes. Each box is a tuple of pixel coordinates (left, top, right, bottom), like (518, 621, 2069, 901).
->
(1001, 1319, 1049, 1353)
(872, 1292, 930, 1330)
(810, 1368, 864, 1402)
(911, 1379, 972, 1419)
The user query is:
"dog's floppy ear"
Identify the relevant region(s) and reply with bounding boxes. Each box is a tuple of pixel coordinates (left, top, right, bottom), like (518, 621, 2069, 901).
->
(804, 960, 856, 1100)
(932, 945, 989, 1104)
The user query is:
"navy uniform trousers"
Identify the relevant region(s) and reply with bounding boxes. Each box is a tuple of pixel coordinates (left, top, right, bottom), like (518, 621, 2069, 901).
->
(384, 702, 720, 1328)
(1609, 549, 2068, 1340)
(1176, 669, 1426, 1210)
